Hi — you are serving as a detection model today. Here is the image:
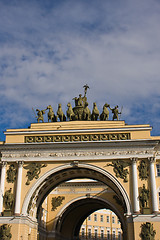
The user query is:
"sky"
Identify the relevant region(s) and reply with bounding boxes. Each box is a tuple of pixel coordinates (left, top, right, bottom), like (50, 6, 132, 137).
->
(0, 0, 160, 141)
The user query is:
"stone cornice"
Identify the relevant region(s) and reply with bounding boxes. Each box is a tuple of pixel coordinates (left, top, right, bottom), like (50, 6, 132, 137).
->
(4, 126, 152, 135)
(0, 139, 159, 162)
(0, 139, 159, 150)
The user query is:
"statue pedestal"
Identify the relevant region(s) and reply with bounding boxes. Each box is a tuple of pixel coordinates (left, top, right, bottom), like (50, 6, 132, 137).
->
(3, 209, 12, 216)
(142, 207, 150, 214)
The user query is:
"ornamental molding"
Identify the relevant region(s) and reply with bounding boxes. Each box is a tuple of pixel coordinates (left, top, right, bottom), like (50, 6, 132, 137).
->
(133, 215, 160, 222)
(25, 133, 130, 143)
(0, 161, 7, 167)
(0, 216, 38, 228)
(1, 150, 154, 161)
(148, 157, 156, 163)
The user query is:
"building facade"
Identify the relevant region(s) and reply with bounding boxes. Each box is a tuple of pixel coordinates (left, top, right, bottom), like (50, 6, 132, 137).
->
(80, 209, 122, 240)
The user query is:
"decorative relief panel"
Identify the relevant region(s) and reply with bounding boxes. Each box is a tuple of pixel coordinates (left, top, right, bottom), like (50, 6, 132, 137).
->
(6, 164, 17, 183)
(24, 163, 47, 185)
(140, 222, 156, 240)
(2, 149, 154, 160)
(138, 160, 149, 180)
(51, 196, 65, 211)
(106, 160, 130, 182)
(25, 133, 130, 143)
(0, 224, 12, 240)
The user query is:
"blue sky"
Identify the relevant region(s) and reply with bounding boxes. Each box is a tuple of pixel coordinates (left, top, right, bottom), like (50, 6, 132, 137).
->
(0, 0, 160, 141)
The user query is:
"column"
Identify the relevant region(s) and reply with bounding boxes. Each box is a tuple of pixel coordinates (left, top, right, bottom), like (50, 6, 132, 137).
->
(149, 157, 159, 213)
(131, 158, 140, 213)
(14, 161, 23, 215)
(0, 162, 7, 214)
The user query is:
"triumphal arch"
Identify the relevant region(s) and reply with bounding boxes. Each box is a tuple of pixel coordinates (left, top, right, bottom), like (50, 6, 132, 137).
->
(0, 87, 160, 240)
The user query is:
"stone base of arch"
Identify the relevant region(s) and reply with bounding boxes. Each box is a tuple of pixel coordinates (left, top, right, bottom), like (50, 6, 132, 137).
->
(0, 216, 38, 239)
(1, 215, 160, 240)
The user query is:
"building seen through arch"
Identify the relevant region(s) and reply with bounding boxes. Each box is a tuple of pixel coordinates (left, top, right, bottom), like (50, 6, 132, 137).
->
(80, 209, 122, 240)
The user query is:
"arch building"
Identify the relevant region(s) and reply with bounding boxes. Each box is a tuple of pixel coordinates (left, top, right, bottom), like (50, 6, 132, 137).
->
(0, 119, 160, 239)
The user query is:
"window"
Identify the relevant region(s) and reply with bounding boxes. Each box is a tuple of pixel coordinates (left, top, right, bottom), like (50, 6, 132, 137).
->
(100, 215, 103, 222)
(118, 231, 121, 240)
(81, 228, 85, 238)
(95, 229, 98, 238)
(94, 214, 97, 222)
(113, 230, 116, 240)
(117, 219, 120, 224)
(159, 192, 160, 206)
(88, 215, 91, 221)
(107, 216, 110, 223)
(112, 216, 115, 223)
(156, 164, 160, 176)
(101, 229, 104, 239)
(88, 229, 91, 238)
(107, 230, 110, 240)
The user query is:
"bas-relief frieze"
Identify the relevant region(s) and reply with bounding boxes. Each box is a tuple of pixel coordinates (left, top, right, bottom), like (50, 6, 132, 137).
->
(2, 150, 154, 161)
(25, 133, 130, 143)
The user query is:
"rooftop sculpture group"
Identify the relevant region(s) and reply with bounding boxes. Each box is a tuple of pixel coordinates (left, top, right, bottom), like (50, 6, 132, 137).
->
(33, 85, 122, 123)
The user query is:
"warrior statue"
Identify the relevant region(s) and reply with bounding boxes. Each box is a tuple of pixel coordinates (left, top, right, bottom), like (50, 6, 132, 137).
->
(36, 109, 46, 123)
(3, 188, 14, 210)
(110, 105, 121, 120)
(139, 184, 149, 208)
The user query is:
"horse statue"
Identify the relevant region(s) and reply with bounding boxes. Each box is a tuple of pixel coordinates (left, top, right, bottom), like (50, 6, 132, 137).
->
(91, 102, 99, 121)
(100, 103, 110, 120)
(83, 102, 91, 120)
(66, 103, 75, 121)
(57, 104, 66, 122)
(47, 105, 57, 122)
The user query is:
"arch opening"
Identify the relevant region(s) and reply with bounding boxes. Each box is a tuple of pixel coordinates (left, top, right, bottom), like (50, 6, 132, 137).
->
(22, 163, 131, 239)
(54, 196, 125, 240)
